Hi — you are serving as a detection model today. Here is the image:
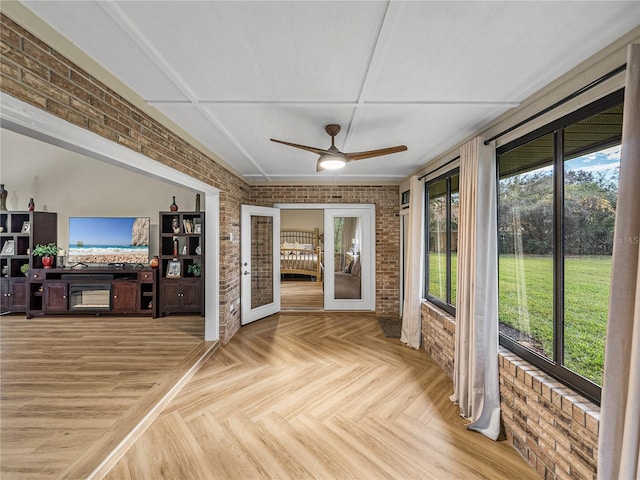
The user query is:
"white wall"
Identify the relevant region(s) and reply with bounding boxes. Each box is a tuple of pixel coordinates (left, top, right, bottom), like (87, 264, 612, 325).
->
(280, 209, 323, 236)
(0, 128, 196, 258)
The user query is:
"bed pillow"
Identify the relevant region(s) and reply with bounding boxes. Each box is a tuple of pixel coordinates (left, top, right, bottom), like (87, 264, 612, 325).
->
(299, 243, 314, 251)
(281, 241, 294, 254)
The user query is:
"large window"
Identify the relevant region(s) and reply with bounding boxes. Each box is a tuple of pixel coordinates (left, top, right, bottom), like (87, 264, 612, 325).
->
(425, 170, 459, 314)
(497, 91, 623, 402)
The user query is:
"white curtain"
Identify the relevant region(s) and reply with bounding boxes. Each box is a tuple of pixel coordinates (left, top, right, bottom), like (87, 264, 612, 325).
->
(450, 137, 501, 440)
(597, 43, 640, 480)
(401, 175, 424, 349)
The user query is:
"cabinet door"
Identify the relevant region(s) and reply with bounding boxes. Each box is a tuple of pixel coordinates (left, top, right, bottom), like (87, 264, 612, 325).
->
(160, 281, 181, 312)
(7, 279, 28, 311)
(112, 282, 138, 313)
(1, 279, 27, 312)
(45, 282, 68, 312)
(180, 279, 201, 312)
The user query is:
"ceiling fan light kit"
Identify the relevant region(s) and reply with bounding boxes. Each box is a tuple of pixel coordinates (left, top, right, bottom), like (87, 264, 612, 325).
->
(271, 124, 407, 173)
(318, 154, 346, 170)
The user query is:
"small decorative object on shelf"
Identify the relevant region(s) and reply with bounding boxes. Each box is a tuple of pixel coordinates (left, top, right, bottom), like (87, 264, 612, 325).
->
(187, 263, 201, 277)
(195, 193, 201, 212)
(170, 196, 178, 212)
(171, 216, 180, 234)
(28, 198, 35, 211)
(0, 184, 7, 211)
(173, 237, 179, 257)
(1, 240, 15, 255)
(166, 260, 181, 278)
(33, 243, 58, 269)
(20, 264, 30, 276)
(149, 256, 159, 269)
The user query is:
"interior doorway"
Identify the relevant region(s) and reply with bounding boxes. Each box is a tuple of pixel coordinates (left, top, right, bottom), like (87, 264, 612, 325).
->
(276, 203, 376, 312)
(279, 208, 324, 311)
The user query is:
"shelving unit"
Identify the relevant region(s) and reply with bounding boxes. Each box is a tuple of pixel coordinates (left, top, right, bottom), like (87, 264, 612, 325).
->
(1, 211, 57, 314)
(158, 211, 204, 316)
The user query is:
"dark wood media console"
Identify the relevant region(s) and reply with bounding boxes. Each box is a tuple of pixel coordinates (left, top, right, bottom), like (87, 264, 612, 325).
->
(26, 267, 157, 319)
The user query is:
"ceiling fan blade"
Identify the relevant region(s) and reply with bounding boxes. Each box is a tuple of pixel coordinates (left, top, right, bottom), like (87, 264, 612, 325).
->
(345, 145, 408, 161)
(270, 138, 329, 156)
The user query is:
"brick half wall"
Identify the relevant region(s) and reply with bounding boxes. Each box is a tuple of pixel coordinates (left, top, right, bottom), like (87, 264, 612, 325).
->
(421, 301, 601, 480)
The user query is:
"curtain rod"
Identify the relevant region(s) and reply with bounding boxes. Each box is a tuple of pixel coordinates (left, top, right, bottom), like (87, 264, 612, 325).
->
(418, 155, 460, 181)
(483, 63, 627, 145)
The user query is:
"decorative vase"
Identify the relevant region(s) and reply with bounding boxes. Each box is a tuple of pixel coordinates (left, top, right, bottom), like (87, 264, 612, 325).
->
(41, 254, 54, 269)
(149, 256, 159, 269)
(28, 198, 35, 211)
(170, 196, 178, 212)
(195, 193, 201, 212)
(173, 237, 179, 257)
(0, 184, 7, 211)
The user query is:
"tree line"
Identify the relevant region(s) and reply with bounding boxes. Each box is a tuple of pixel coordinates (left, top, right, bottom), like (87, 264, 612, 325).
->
(498, 169, 618, 255)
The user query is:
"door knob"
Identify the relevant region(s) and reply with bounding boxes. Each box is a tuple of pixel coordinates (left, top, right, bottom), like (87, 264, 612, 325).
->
(243, 271, 251, 276)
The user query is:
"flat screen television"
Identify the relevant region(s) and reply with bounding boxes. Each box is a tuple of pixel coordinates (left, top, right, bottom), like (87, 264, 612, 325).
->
(68, 217, 150, 265)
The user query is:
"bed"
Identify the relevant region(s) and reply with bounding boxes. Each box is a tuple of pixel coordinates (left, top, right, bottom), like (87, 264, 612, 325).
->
(280, 228, 323, 282)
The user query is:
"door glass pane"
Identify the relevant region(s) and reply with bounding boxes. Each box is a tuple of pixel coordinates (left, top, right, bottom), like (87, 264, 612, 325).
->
(251, 215, 273, 309)
(428, 179, 447, 300)
(334, 216, 362, 300)
(498, 133, 554, 361)
(563, 104, 622, 385)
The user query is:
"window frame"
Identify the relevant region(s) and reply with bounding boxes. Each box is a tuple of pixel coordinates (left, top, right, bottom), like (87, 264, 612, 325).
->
(496, 89, 624, 404)
(424, 168, 459, 316)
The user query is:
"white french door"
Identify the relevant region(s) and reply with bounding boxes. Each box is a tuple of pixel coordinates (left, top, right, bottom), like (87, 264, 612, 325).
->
(323, 206, 375, 311)
(240, 205, 280, 325)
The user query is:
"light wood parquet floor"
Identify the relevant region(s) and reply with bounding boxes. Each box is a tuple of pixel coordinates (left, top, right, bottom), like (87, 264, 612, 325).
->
(0, 314, 216, 480)
(108, 312, 537, 480)
(281, 281, 323, 310)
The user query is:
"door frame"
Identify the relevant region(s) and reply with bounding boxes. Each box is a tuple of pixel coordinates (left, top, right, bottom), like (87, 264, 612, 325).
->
(275, 203, 376, 311)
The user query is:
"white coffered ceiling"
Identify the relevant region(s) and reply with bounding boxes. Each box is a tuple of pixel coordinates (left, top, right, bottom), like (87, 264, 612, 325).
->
(16, 1, 640, 183)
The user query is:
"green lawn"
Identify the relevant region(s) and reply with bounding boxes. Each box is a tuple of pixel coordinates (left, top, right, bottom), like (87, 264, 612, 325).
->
(428, 251, 457, 304)
(499, 255, 611, 385)
(428, 253, 611, 385)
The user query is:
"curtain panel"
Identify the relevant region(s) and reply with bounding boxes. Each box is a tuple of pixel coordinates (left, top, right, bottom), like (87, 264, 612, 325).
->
(597, 43, 640, 480)
(450, 137, 501, 441)
(401, 175, 424, 349)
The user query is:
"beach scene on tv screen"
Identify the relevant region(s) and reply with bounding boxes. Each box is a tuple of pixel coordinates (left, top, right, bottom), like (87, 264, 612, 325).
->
(68, 217, 150, 264)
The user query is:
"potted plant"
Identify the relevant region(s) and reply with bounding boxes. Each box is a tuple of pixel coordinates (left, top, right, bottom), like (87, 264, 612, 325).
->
(20, 263, 30, 276)
(187, 263, 201, 277)
(33, 243, 58, 269)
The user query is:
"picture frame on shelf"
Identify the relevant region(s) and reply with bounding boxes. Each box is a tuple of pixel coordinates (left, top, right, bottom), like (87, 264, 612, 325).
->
(1, 240, 15, 255)
(21, 221, 31, 233)
(194, 223, 202, 234)
(166, 260, 181, 278)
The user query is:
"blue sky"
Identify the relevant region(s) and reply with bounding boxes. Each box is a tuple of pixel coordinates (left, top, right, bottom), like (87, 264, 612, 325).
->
(69, 217, 136, 246)
(565, 145, 621, 179)
(533, 145, 620, 180)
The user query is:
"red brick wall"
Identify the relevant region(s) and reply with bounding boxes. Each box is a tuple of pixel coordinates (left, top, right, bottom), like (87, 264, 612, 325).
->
(421, 302, 455, 379)
(251, 185, 400, 316)
(0, 13, 249, 342)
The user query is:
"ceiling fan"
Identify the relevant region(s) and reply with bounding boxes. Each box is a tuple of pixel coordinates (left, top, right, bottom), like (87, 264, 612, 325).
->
(270, 124, 407, 172)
